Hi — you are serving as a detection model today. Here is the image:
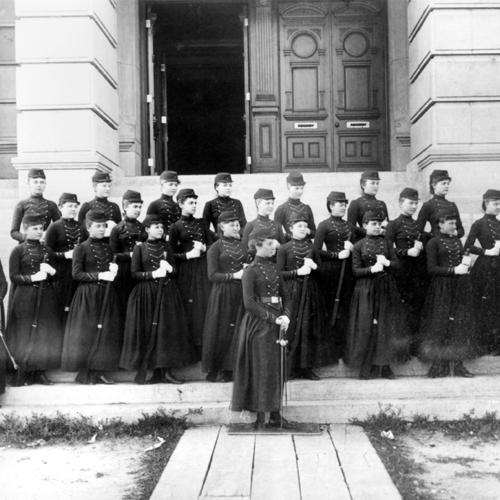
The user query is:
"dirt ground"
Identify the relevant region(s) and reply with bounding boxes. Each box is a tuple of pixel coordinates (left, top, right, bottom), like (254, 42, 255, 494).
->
(402, 430, 500, 500)
(0, 436, 155, 500)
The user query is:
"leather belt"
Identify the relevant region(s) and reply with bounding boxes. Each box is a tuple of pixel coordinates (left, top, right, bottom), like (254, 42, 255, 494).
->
(257, 296, 281, 304)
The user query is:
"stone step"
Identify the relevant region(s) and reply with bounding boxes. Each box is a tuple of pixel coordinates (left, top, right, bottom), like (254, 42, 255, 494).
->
(2, 374, 500, 424)
(41, 356, 500, 384)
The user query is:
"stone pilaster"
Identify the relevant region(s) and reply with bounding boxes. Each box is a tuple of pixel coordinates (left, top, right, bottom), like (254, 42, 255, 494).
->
(408, 0, 500, 202)
(12, 0, 120, 197)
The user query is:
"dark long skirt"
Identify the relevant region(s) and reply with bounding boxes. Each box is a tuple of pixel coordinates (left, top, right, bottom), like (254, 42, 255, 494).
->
(346, 274, 410, 369)
(419, 275, 478, 361)
(392, 256, 427, 341)
(470, 256, 500, 353)
(62, 282, 123, 371)
(317, 259, 354, 362)
(0, 343, 5, 394)
(231, 313, 281, 413)
(286, 277, 330, 370)
(6, 283, 63, 371)
(53, 260, 77, 321)
(202, 281, 242, 373)
(115, 260, 135, 315)
(176, 255, 210, 350)
(120, 279, 196, 370)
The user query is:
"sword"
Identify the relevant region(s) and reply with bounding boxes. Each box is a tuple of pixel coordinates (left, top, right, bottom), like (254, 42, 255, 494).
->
(331, 232, 351, 328)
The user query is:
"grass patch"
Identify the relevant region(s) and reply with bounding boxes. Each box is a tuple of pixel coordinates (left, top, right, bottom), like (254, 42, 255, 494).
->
(352, 405, 500, 500)
(0, 408, 189, 446)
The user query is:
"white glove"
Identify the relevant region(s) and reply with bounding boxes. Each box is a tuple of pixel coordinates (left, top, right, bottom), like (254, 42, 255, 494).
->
(31, 271, 47, 282)
(370, 262, 384, 274)
(381, 219, 388, 229)
(344, 240, 354, 251)
(98, 271, 116, 282)
(276, 315, 290, 331)
(376, 255, 391, 267)
(232, 269, 244, 280)
(414, 241, 423, 251)
(159, 259, 168, 270)
(109, 262, 118, 274)
(40, 263, 56, 276)
(461, 255, 472, 267)
(297, 265, 311, 276)
(485, 247, 500, 257)
(454, 264, 469, 275)
(64, 250, 73, 260)
(338, 249, 350, 260)
(186, 248, 201, 260)
(303, 257, 317, 270)
(152, 268, 167, 279)
(407, 247, 420, 258)
(192, 241, 206, 252)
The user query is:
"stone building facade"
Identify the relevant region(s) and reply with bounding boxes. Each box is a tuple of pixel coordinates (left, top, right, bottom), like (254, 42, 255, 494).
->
(0, 0, 499, 193)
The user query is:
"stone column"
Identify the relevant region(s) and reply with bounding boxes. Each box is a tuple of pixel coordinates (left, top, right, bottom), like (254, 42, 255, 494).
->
(12, 0, 119, 198)
(408, 0, 500, 203)
(387, 0, 410, 173)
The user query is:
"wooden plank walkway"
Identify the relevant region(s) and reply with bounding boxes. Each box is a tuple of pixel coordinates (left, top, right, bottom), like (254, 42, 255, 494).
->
(151, 425, 401, 500)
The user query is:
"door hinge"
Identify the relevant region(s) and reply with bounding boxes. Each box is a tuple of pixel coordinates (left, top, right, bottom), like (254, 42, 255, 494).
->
(247, 156, 252, 166)
(145, 19, 151, 29)
(245, 92, 251, 102)
(244, 18, 248, 27)
(147, 158, 154, 167)
(161, 64, 166, 72)
(146, 94, 152, 103)
(161, 116, 167, 124)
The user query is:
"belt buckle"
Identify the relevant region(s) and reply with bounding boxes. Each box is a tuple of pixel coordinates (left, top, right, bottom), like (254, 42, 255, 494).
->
(270, 296, 279, 304)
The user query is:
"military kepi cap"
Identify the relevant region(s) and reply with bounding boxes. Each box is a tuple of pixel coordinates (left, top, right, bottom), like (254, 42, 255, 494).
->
(218, 211, 239, 223)
(361, 170, 380, 181)
(160, 170, 180, 183)
(483, 189, 500, 200)
(22, 212, 44, 227)
(85, 209, 108, 223)
(59, 192, 80, 205)
(92, 171, 111, 183)
(436, 208, 457, 221)
(177, 188, 198, 201)
(122, 189, 143, 204)
(399, 187, 419, 201)
(362, 210, 384, 223)
(430, 169, 451, 183)
(286, 171, 306, 186)
(249, 227, 274, 241)
(28, 169, 46, 179)
(254, 188, 275, 200)
(327, 191, 348, 204)
(214, 172, 233, 184)
(142, 214, 163, 227)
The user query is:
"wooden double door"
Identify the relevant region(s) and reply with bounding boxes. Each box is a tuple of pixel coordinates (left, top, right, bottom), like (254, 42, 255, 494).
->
(278, 1, 387, 171)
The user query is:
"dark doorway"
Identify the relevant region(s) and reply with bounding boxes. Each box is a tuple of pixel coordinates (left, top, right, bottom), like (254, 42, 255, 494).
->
(151, 3, 245, 175)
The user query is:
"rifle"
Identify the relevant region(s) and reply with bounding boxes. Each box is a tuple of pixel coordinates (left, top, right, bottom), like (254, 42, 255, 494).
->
(15, 248, 48, 385)
(78, 256, 117, 383)
(0, 302, 18, 370)
(276, 321, 288, 429)
(135, 251, 168, 384)
(331, 232, 351, 328)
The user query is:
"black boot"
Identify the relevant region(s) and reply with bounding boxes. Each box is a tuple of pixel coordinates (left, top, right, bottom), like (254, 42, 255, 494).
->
(301, 368, 320, 381)
(268, 411, 293, 429)
(453, 360, 473, 378)
(32, 370, 54, 385)
(220, 370, 233, 382)
(205, 371, 218, 382)
(93, 370, 115, 384)
(163, 368, 183, 384)
(254, 412, 266, 430)
(380, 365, 396, 380)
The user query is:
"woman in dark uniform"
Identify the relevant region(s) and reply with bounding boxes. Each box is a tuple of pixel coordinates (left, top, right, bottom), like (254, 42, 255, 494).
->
(277, 217, 326, 379)
(347, 171, 389, 242)
(120, 215, 195, 384)
(7, 213, 62, 386)
(0, 258, 9, 394)
(45, 193, 82, 323)
(202, 172, 247, 236)
(202, 211, 247, 382)
(465, 190, 500, 354)
(62, 210, 123, 384)
(110, 190, 147, 314)
(169, 188, 214, 358)
(346, 211, 410, 379)
(78, 171, 121, 238)
(417, 169, 464, 239)
(241, 189, 285, 253)
(314, 191, 355, 362)
(419, 210, 478, 377)
(146, 170, 182, 236)
(10, 169, 60, 242)
(385, 188, 427, 351)
(231, 228, 292, 429)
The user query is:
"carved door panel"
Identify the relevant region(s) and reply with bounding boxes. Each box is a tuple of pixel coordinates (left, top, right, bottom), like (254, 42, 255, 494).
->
(279, 2, 331, 171)
(331, 1, 387, 171)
